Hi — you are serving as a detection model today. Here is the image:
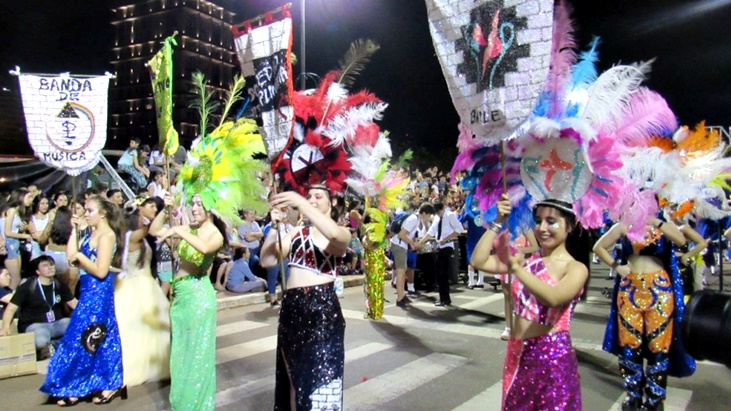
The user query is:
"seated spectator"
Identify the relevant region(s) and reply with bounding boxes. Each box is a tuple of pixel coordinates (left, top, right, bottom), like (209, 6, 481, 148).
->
(148, 144, 167, 173)
(0, 268, 12, 317)
(117, 137, 149, 190)
(237, 209, 263, 270)
(147, 171, 168, 199)
(0, 256, 77, 359)
(343, 228, 364, 274)
(224, 247, 267, 293)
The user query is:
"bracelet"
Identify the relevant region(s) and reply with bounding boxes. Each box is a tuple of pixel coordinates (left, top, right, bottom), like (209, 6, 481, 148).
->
(489, 222, 501, 234)
(656, 221, 664, 230)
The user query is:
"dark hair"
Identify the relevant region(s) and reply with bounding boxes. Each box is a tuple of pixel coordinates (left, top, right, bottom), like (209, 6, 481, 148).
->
(52, 191, 67, 204)
(418, 202, 436, 215)
(32, 193, 49, 215)
(432, 200, 445, 213)
(107, 189, 122, 199)
(131, 137, 141, 144)
(211, 214, 229, 249)
(3, 188, 31, 220)
(89, 197, 126, 268)
(85, 187, 100, 197)
(32, 255, 56, 275)
(124, 207, 147, 268)
(50, 206, 73, 245)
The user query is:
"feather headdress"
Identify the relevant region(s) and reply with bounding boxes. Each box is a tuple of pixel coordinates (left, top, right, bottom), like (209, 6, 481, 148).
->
(177, 72, 269, 225)
(454, 0, 666, 239)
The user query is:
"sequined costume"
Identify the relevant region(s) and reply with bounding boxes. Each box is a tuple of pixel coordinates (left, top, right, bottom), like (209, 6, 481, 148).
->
(115, 239, 171, 387)
(169, 229, 218, 411)
(603, 229, 696, 410)
(503, 254, 582, 410)
(40, 234, 123, 398)
(275, 227, 345, 411)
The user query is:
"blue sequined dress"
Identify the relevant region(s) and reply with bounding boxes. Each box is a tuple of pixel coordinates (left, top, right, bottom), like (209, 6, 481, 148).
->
(40, 234, 123, 398)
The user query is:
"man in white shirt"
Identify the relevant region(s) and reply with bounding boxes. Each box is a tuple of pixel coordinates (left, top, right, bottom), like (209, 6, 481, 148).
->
(390, 203, 435, 308)
(421, 201, 465, 306)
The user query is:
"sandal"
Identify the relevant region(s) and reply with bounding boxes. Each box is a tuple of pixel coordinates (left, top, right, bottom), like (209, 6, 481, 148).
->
(92, 386, 128, 405)
(56, 397, 79, 407)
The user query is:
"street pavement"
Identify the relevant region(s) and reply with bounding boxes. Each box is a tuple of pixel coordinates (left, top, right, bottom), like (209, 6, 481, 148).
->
(1, 262, 729, 410)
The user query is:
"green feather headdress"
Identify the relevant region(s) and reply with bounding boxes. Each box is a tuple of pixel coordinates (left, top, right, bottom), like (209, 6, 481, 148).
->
(177, 72, 269, 224)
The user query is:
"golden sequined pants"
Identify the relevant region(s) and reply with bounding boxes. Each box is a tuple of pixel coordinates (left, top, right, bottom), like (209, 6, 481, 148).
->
(617, 270, 674, 408)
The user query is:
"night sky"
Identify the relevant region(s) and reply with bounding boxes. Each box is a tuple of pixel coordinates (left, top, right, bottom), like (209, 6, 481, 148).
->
(1, 0, 730, 169)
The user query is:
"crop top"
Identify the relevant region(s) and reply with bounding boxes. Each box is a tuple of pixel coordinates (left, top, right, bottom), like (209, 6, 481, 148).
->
(512, 253, 580, 332)
(177, 228, 216, 273)
(288, 226, 342, 278)
(630, 226, 662, 256)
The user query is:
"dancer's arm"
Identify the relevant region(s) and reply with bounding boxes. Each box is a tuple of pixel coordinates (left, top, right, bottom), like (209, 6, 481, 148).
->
(508, 254, 587, 307)
(470, 194, 510, 274)
(592, 223, 630, 277)
(649, 217, 686, 247)
(679, 225, 707, 266)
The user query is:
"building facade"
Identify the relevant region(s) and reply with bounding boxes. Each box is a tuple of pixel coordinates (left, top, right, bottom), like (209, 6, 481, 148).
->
(109, 0, 241, 149)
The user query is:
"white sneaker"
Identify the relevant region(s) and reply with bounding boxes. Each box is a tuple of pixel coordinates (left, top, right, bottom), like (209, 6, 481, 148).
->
(501, 327, 511, 341)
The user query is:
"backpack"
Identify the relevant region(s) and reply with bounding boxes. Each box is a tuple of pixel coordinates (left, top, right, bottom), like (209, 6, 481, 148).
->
(388, 212, 412, 235)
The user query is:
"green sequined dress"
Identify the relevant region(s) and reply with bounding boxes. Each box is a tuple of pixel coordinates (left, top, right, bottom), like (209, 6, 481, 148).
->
(169, 229, 217, 411)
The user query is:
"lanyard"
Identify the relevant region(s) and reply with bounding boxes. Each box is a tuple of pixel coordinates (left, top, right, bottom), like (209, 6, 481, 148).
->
(36, 277, 56, 310)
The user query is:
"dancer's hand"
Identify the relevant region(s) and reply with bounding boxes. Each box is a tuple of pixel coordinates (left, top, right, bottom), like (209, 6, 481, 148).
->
(269, 207, 285, 225)
(507, 250, 525, 272)
(496, 193, 511, 223)
(270, 191, 307, 210)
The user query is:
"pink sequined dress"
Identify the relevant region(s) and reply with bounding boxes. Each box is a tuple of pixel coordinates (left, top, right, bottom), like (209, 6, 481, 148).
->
(502, 253, 582, 410)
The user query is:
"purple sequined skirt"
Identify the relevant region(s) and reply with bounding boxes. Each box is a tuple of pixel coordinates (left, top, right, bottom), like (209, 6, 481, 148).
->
(275, 282, 345, 411)
(503, 330, 581, 411)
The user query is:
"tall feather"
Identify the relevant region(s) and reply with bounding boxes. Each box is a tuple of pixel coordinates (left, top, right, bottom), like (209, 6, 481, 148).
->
(218, 74, 246, 128)
(580, 61, 652, 127)
(337, 39, 381, 89)
(611, 87, 677, 147)
(569, 37, 600, 91)
(545, 0, 576, 119)
(189, 71, 218, 135)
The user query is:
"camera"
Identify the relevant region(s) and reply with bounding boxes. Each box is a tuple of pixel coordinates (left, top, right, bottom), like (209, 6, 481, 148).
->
(681, 290, 731, 368)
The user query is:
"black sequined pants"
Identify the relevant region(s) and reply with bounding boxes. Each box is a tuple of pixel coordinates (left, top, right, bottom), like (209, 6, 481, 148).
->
(274, 282, 345, 411)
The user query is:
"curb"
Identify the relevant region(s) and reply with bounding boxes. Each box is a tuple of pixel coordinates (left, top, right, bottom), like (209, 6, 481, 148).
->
(216, 274, 370, 311)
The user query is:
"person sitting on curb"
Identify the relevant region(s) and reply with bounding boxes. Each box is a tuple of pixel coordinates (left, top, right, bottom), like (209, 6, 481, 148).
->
(223, 246, 267, 293)
(0, 255, 77, 360)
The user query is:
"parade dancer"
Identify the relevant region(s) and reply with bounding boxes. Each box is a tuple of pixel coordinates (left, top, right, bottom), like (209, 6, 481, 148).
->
(41, 198, 126, 406)
(260, 185, 350, 410)
(150, 73, 268, 411)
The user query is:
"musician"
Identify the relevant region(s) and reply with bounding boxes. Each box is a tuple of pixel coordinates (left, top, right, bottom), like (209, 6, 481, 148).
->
(421, 201, 465, 306)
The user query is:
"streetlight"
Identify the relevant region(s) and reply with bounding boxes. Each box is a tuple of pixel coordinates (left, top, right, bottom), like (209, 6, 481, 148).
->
(300, 0, 306, 90)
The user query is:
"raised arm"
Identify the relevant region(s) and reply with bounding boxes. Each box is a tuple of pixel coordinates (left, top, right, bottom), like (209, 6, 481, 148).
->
(470, 194, 511, 274)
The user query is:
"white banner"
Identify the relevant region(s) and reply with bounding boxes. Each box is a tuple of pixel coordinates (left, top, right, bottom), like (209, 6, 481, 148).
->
(425, 0, 553, 140)
(18, 74, 110, 176)
(233, 16, 294, 161)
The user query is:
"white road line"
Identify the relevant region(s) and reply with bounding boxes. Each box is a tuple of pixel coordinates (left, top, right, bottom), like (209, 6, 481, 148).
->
(345, 352, 468, 411)
(608, 387, 692, 411)
(214, 341, 394, 408)
(215, 335, 278, 365)
(451, 381, 502, 411)
(216, 319, 268, 337)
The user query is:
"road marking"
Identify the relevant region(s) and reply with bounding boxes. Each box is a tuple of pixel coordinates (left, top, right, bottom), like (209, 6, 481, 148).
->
(215, 335, 278, 365)
(345, 352, 468, 411)
(451, 381, 502, 411)
(609, 387, 692, 411)
(214, 341, 394, 408)
(216, 319, 268, 337)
